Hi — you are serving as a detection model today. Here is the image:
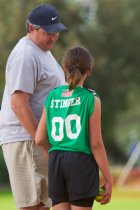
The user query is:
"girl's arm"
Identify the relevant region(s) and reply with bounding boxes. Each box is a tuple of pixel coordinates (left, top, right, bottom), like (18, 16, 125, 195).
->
(89, 96, 113, 205)
(35, 107, 50, 159)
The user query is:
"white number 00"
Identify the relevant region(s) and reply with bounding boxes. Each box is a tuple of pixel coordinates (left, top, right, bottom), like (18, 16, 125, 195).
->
(51, 114, 81, 141)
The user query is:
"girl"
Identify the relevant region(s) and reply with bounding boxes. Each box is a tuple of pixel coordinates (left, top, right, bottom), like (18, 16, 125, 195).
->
(35, 46, 113, 210)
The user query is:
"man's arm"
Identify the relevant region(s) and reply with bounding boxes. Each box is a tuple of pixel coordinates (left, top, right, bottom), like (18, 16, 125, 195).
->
(11, 90, 38, 139)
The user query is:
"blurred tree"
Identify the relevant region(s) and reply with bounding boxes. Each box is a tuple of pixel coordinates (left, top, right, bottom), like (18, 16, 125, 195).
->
(0, 148, 9, 184)
(79, 0, 140, 162)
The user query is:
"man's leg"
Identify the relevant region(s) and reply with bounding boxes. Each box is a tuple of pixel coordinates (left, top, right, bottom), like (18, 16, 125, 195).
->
(20, 203, 50, 210)
(2, 142, 51, 210)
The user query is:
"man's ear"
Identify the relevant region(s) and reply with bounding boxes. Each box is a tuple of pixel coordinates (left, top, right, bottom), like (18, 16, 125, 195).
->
(28, 24, 35, 33)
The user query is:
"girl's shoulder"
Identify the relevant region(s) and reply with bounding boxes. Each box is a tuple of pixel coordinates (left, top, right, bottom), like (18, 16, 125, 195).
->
(86, 88, 100, 99)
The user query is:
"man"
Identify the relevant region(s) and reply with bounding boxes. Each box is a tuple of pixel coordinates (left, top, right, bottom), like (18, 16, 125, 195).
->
(0, 4, 67, 210)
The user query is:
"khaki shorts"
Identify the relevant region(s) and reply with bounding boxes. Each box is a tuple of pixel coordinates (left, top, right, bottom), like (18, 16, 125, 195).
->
(2, 141, 52, 208)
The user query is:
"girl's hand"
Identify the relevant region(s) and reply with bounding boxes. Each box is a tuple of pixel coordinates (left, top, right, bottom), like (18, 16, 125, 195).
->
(100, 182, 112, 205)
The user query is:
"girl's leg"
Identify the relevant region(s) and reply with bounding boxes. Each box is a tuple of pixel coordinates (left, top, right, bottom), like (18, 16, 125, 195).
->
(71, 206, 92, 210)
(71, 197, 94, 210)
(53, 202, 71, 210)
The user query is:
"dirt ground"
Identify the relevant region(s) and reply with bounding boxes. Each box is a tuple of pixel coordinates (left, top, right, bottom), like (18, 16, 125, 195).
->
(99, 166, 140, 191)
(114, 167, 140, 191)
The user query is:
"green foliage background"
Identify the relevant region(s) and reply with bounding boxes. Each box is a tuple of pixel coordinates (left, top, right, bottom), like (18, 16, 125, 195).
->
(0, 0, 140, 183)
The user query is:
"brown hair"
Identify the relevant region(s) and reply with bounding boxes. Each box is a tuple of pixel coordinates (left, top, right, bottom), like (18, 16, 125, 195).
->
(62, 46, 94, 91)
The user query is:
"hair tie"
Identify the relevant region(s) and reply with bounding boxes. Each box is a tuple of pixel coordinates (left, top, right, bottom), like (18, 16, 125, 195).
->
(71, 65, 80, 71)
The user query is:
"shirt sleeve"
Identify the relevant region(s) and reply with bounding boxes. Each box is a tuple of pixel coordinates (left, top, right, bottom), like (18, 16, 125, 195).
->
(88, 91, 101, 116)
(8, 58, 37, 95)
(89, 93, 95, 117)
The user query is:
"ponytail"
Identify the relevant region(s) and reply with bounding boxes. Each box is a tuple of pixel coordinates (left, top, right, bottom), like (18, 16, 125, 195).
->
(66, 67, 82, 91)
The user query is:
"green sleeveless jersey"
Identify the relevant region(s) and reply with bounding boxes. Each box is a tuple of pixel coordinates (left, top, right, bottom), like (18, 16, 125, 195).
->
(45, 85, 99, 154)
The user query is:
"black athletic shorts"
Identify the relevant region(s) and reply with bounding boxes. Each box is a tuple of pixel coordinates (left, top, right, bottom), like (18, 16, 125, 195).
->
(48, 150, 99, 206)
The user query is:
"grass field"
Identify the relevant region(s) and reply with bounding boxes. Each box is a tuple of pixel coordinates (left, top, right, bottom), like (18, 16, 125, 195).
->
(0, 187, 140, 210)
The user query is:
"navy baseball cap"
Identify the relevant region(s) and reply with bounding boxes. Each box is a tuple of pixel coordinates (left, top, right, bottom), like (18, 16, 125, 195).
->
(28, 4, 67, 33)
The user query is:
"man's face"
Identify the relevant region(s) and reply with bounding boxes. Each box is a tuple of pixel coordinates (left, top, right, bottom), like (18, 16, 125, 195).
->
(31, 27, 59, 51)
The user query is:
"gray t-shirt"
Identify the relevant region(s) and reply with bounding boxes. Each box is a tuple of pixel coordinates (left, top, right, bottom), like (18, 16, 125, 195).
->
(0, 36, 65, 144)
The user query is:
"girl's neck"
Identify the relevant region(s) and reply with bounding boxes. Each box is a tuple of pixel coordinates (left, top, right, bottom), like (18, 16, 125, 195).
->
(65, 81, 84, 88)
